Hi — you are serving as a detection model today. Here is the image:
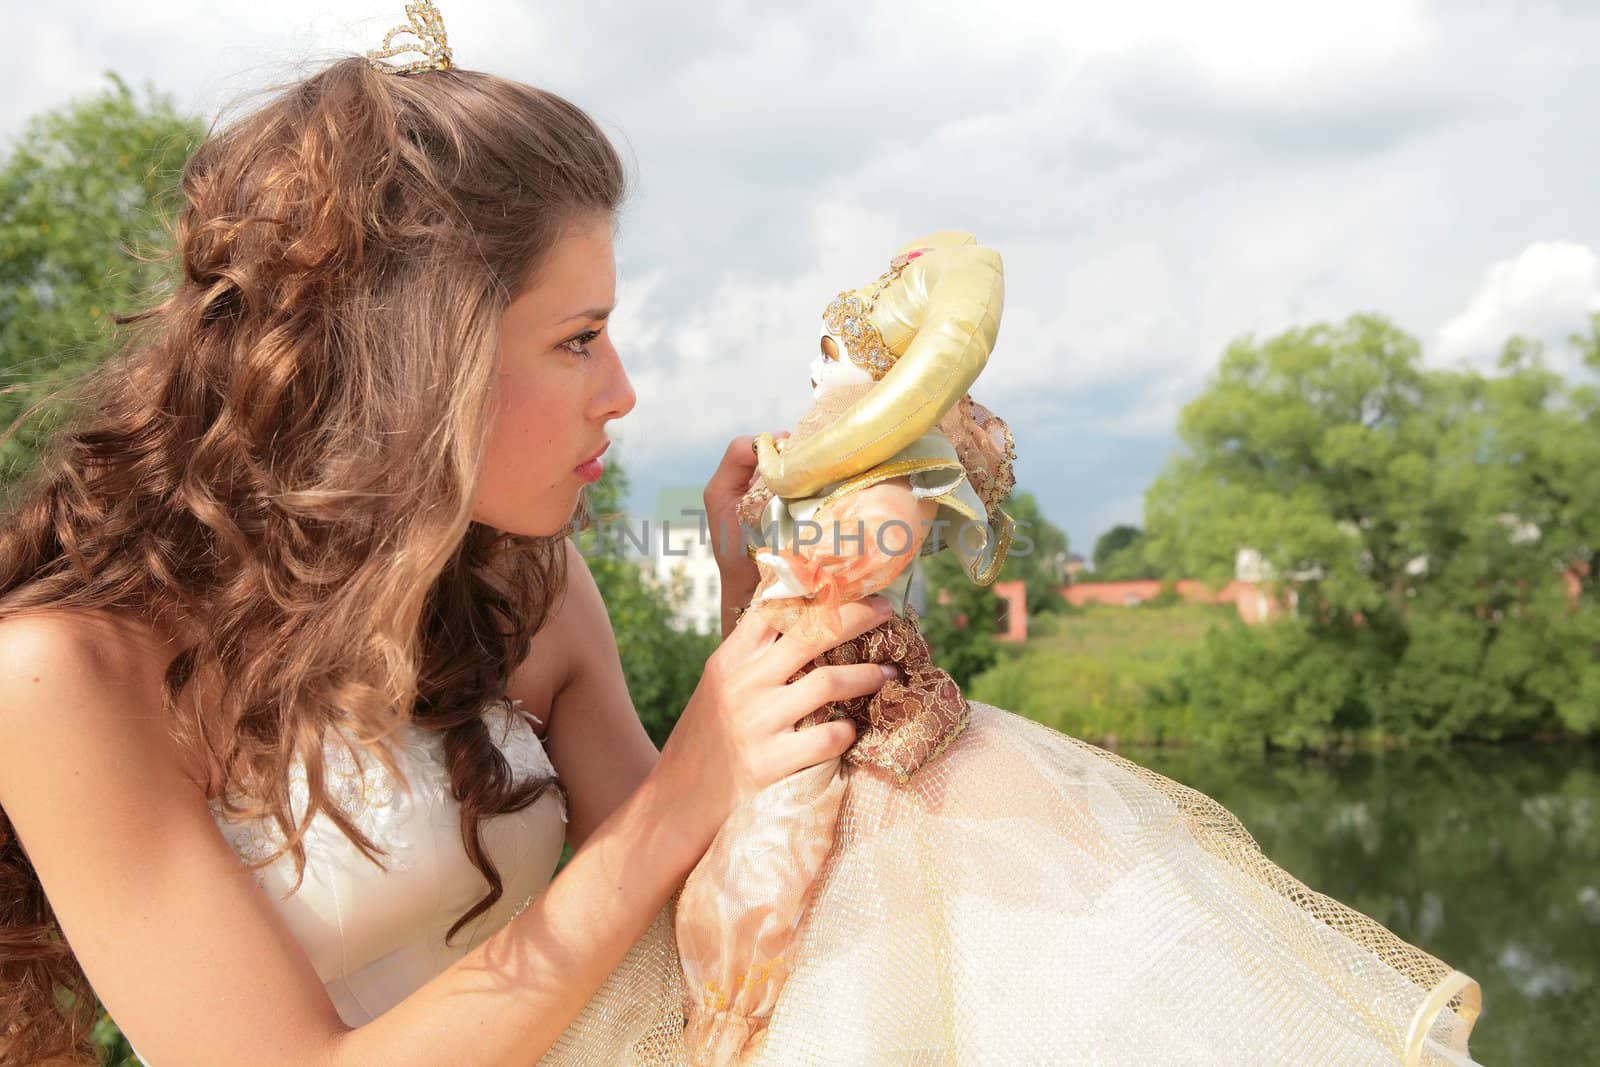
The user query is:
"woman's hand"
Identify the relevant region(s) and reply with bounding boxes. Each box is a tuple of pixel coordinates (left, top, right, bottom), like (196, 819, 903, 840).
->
(652, 595, 896, 852)
(704, 431, 788, 628)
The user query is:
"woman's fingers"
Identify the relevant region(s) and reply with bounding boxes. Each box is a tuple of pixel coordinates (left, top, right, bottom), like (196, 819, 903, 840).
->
(765, 661, 896, 731)
(781, 716, 858, 769)
(720, 602, 780, 663)
(760, 596, 895, 682)
(708, 434, 758, 492)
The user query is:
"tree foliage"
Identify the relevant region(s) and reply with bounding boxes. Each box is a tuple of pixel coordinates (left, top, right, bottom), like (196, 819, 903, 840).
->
(1091, 523, 1159, 580)
(574, 455, 718, 746)
(1092, 524, 1141, 569)
(1145, 312, 1600, 745)
(993, 488, 1070, 614)
(919, 543, 1004, 688)
(0, 72, 203, 477)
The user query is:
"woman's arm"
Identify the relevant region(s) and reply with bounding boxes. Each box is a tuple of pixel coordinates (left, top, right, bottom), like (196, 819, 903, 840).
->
(0, 610, 703, 1067)
(0, 540, 899, 1067)
(0, 607, 681, 1067)
(0, 615, 353, 1066)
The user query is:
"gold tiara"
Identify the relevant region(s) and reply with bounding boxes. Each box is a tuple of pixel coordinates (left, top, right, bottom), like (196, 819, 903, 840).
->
(366, 1, 454, 75)
(821, 248, 929, 380)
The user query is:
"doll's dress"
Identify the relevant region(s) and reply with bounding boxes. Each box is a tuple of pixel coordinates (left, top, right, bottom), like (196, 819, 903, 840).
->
(127, 698, 568, 1066)
(537, 434, 1483, 1067)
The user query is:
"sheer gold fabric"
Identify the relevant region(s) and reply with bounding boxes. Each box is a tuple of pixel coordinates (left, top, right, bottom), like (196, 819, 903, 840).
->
(538, 699, 1480, 1066)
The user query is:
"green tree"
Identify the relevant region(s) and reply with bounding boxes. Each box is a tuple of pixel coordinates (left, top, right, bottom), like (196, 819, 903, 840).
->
(1143, 314, 1444, 622)
(574, 454, 717, 746)
(918, 544, 1003, 688)
(0, 72, 203, 479)
(1092, 524, 1159, 580)
(994, 488, 1070, 614)
(1171, 617, 1383, 748)
(1144, 313, 1600, 743)
(1092, 524, 1141, 569)
(1395, 327, 1600, 738)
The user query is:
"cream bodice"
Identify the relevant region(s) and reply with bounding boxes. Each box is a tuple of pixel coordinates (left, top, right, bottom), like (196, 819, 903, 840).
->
(131, 698, 567, 1063)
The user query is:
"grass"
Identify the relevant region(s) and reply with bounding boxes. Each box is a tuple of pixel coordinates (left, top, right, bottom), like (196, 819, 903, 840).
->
(969, 601, 1236, 747)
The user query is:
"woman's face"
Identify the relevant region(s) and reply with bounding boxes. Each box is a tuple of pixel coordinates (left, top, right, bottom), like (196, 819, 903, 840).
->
(809, 327, 876, 398)
(472, 216, 635, 536)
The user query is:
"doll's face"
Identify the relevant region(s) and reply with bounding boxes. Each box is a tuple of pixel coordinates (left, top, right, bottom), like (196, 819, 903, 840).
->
(809, 326, 877, 398)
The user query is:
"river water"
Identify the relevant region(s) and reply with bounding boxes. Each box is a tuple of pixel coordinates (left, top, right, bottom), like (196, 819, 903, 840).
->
(1129, 741, 1599, 1065)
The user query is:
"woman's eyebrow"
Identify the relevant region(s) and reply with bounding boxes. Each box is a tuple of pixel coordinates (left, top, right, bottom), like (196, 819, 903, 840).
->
(555, 305, 615, 326)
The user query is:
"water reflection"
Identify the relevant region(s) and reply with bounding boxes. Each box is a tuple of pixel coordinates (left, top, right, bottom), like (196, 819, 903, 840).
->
(1128, 741, 1600, 1065)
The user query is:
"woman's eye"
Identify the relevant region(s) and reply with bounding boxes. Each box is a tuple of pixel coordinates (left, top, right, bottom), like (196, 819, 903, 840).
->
(561, 328, 602, 358)
(820, 335, 840, 363)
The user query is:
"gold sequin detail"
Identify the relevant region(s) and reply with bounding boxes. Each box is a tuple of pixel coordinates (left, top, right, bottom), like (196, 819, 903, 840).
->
(821, 249, 929, 380)
(509, 892, 537, 921)
(790, 603, 969, 784)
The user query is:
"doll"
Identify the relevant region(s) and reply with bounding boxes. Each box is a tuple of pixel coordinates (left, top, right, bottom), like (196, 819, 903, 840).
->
(539, 233, 1484, 1067)
(673, 233, 1016, 1061)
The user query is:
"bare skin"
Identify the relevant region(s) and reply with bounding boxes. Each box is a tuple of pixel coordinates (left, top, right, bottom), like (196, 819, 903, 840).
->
(0, 217, 894, 1065)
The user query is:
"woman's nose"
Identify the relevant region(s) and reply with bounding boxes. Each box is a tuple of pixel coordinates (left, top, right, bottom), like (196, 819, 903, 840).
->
(596, 344, 636, 421)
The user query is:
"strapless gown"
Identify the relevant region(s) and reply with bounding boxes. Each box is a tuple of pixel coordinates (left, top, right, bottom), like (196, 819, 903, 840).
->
(128, 697, 566, 1065)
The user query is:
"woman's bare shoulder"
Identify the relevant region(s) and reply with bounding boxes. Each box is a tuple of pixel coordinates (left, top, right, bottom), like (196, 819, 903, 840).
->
(0, 603, 177, 661)
(0, 604, 350, 1064)
(511, 539, 656, 850)
(0, 605, 152, 695)
(0, 606, 203, 794)
(505, 540, 610, 737)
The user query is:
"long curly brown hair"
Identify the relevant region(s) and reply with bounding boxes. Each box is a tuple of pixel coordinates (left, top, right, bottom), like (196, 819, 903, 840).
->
(0, 55, 626, 1064)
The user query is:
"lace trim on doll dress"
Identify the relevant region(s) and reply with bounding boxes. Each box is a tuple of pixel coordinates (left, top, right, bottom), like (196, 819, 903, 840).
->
(210, 697, 565, 887)
(938, 394, 1016, 519)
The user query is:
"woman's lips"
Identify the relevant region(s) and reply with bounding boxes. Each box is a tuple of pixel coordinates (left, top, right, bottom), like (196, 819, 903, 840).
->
(574, 440, 609, 483)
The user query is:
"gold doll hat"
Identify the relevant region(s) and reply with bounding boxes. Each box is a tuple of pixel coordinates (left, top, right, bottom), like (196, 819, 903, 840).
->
(756, 231, 1004, 499)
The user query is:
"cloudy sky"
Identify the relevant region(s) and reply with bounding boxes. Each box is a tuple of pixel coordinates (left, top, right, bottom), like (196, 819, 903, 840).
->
(8, 0, 1600, 554)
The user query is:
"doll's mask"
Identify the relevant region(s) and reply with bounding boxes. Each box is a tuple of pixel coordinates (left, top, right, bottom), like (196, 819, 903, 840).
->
(809, 326, 877, 399)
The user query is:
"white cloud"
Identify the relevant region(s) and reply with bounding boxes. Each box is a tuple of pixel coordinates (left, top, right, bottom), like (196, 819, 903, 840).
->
(612, 195, 904, 458)
(609, 268, 666, 367)
(8, 0, 1600, 552)
(1097, 374, 1196, 439)
(1433, 241, 1600, 371)
(1080, 494, 1147, 547)
(876, 0, 1434, 98)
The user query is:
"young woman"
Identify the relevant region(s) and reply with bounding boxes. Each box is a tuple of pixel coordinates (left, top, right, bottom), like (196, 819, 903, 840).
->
(0, 43, 895, 1067)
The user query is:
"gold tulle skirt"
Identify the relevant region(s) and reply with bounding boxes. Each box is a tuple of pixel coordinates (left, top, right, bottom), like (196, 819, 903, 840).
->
(539, 701, 1482, 1066)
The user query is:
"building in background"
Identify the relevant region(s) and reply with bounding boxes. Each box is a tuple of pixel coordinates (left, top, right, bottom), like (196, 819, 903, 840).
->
(632, 487, 945, 637)
(1060, 547, 1305, 624)
(632, 486, 723, 635)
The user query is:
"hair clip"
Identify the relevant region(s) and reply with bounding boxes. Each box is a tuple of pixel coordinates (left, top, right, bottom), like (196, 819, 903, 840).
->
(366, 1, 454, 75)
